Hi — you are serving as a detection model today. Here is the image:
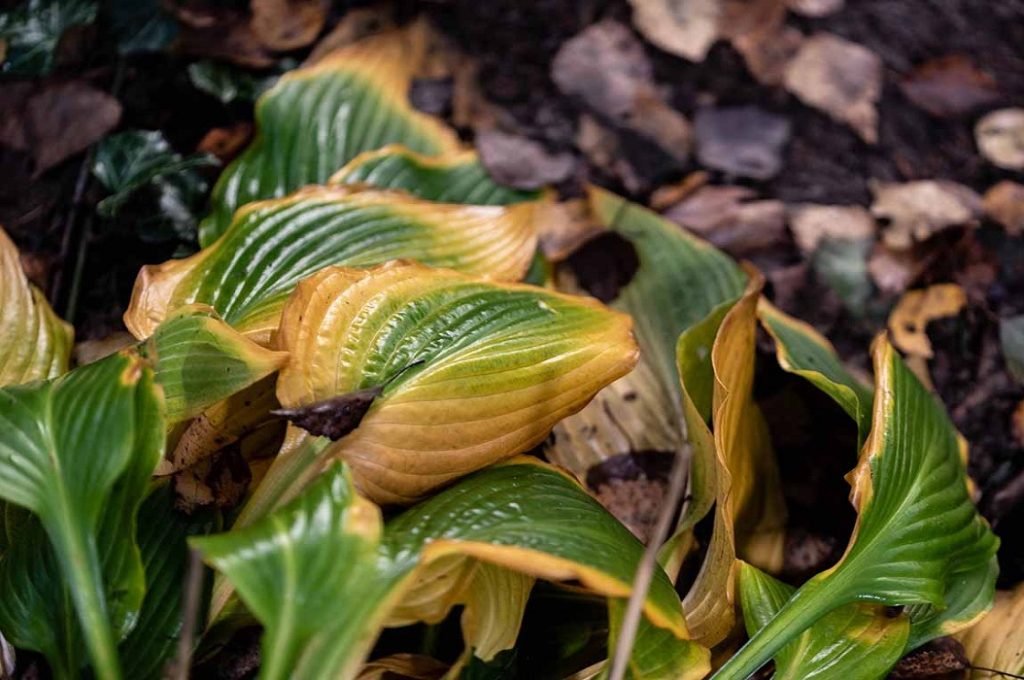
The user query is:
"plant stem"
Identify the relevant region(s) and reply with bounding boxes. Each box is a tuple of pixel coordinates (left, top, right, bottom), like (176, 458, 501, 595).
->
(710, 579, 837, 680)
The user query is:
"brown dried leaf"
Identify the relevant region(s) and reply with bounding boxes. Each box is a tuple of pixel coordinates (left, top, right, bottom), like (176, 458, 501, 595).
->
(307, 5, 395, 64)
(785, 0, 843, 17)
(628, 0, 721, 62)
(72, 332, 135, 367)
(175, 5, 275, 68)
(871, 180, 982, 249)
(783, 33, 882, 144)
(272, 385, 384, 440)
(475, 129, 575, 190)
(174, 445, 252, 514)
(649, 172, 709, 211)
(732, 23, 804, 87)
(197, 122, 253, 164)
(693, 105, 790, 179)
(251, 0, 328, 51)
(868, 244, 921, 295)
(663, 185, 786, 257)
(983, 181, 1024, 236)
(535, 199, 604, 262)
(976, 108, 1024, 170)
(888, 283, 967, 359)
(899, 55, 999, 118)
(788, 204, 875, 255)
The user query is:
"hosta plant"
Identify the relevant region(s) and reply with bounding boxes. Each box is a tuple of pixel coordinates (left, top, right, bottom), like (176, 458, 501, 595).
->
(0, 21, 1005, 680)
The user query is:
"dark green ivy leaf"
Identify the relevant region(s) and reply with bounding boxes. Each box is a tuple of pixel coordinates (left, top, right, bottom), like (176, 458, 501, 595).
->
(0, 0, 96, 76)
(188, 60, 282, 105)
(102, 0, 177, 54)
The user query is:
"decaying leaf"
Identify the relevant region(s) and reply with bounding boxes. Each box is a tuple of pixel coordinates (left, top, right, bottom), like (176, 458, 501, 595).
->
(983, 181, 1024, 236)
(957, 584, 1024, 679)
(273, 386, 384, 441)
(663, 186, 787, 258)
(1000, 315, 1024, 383)
(788, 204, 875, 255)
(251, 0, 328, 51)
(976, 108, 1024, 170)
(783, 33, 882, 144)
(306, 6, 395, 64)
(476, 129, 575, 190)
(627, 0, 721, 62)
(871, 179, 982, 250)
(888, 284, 967, 360)
(536, 199, 605, 262)
(0, 227, 72, 385)
(868, 245, 920, 295)
(785, 0, 843, 17)
(899, 55, 1000, 118)
(693, 106, 790, 180)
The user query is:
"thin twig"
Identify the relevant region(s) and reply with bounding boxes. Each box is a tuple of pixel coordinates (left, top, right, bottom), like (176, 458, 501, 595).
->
(607, 442, 690, 680)
(971, 666, 1024, 680)
(173, 549, 205, 680)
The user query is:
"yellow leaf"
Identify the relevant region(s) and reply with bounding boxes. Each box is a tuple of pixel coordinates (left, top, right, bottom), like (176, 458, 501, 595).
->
(958, 584, 1024, 679)
(888, 283, 967, 359)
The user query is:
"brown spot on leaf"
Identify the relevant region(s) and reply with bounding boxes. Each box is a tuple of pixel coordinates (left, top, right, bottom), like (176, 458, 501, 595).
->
(273, 385, 384, 440)
(888, 637, 969, 679)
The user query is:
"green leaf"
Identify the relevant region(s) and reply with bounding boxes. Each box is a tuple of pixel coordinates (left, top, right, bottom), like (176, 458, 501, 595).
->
(125, 186, 538, 344)
(0, 227, 73, 385)
(331, 145, 541, 205)
(738, 561, 909, 680)
(810, 237, 873, 318)
(758, 299, 873, 440)
(143, 304, 288, 423)
(713, 337, 999, 680)
(0, 349, 165, 679)
(196, 459, 708, 680)
(603, 599, 710, 680)
(198, 26, 459, 246)
(102, 0, 177, 54)
(188, 60, 279, 105)
(0, 0, 96, 75)
(1000, 314, 1024, 383)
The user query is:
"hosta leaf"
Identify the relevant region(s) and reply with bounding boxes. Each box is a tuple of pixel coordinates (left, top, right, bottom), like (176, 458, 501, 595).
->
(126, 186, 537, 344)
(0, 350, 164, 679)
(758, 299, 873, 439)
(738, 561, 909, 680)
(143, 304, 287, 423)
(258, 260, 637, 507)
(0, 227, 73, 384)
(195, 459, 707, 680)
(198, 25, 459, 246)
(681, 275, 787, 648)
(958, 583, 1024, 679)
(331, 145, 541, 205)
(713, 337, 999, 680)
(603, 599, 710, 680)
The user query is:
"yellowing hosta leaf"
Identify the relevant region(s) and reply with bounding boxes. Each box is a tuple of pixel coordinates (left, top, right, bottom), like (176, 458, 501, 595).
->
(194, 459, 707, 680)
(604, 599, 711, 680)
(198, 25, 459, 246)
(682, 275, 787, 648)
(738, 562, 909, 680)
(143, 305, 287, 423)
(758, 299, 873, 439)
(0, 350, 165, 680)
(268, 261, 638, 505)
(332, 145, 541, 205)
(713, 337, 999, 680)
(126, 187, 537, 344)
(958, 584, 1024, 679)
(0, 227, 72, 385)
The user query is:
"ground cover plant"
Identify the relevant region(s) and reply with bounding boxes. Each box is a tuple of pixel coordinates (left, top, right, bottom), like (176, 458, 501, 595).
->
(2, 2, 1024, 679)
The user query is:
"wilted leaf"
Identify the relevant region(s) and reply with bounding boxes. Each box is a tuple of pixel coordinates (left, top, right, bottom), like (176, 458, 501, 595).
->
(957, 584, 1024, 679)
(627, 0, 720, 62)
(976, 108, 1024, 170)
(274, 385, 383, 441)
(693, 106, 790, 180)
(738, 561, 909, 679)
(0, 350, 165, 679)
(0, 0, 96, 75)
(788, 204, 875, 255)
(251, 0, 328, 51)
(125, 186, 538, 344)
(331, 145, 542, 205)
(888, 284, 967, 360)
(664, 186, 787, 258)
(199, 24, 460, 246)
(1000, 315, 1024, 383)
(251, 260, 637, 507)
(899, 55, 999, 118)
(871, 180, 982, 250)
(983, 180, 1024, 236)
(476, 129, 576, 190)
(0, 227, 72, 385)
(783, 33, 882, 144)
(195, 459, 708, 680)
(785, 0, 843, 17)
(713, 337, 998, 680)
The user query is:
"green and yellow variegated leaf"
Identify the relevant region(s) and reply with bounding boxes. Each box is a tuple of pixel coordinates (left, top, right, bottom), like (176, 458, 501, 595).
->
(958, 583, 1024, 679)
(602, 599, 710, 680)
(198, 25, 460, 246)
(713, 337, 999, 680)
(332, 145, 541, 205)
(682, 276, 787, 648)
(143, 305, 287, 423)
(0, 350, 165, 680)
(758, 299, 873, 439)
(196, 459, 707, 680)
(127, 186, 537, 344)
(0, 227, 72, 385)
(457, 563, 534, 663)
(738, 561, 909, 680)
(259, 260, 637, 506)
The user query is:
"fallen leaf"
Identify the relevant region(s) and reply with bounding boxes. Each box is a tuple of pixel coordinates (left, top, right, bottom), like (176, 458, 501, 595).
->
(272, 385, 385, 440)
(785, 0, 843, 17)
(976, 108, 1024, 170)
(788, 204, 875, 255)
(72, 332, 135, 366)
(649, 172, 709, 211)
(306, 5, 394, 64)
(174, 445, 252, 514)
(783, 32, 882, 143)
(983, 181, 1024, 235)
(693, 106, 790, 180)
(197, 122, 254, 164)
(627, 0, 721, 62)
(575, 114, 645, 193)
(536, 199, 605, 261)
(0, 0, 96, 76)
(899, 55, 999, 118)
(732, 22, 804, 87)
(812, 236, 874, 317)
(1001, 315, 1024, 383)
(251, 0, 327, 51)
(868, 244, 920, 295)
(174, 4, 275, 68)
(871, 179, 982, 250)
(1013, 401, 1024, 448)
(888, 284, 967, 359)
(888, 637, 969, 679)
(663, 185, 787, 257)
(552, 20, 691, 162)
(476, 129, 575, 190)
